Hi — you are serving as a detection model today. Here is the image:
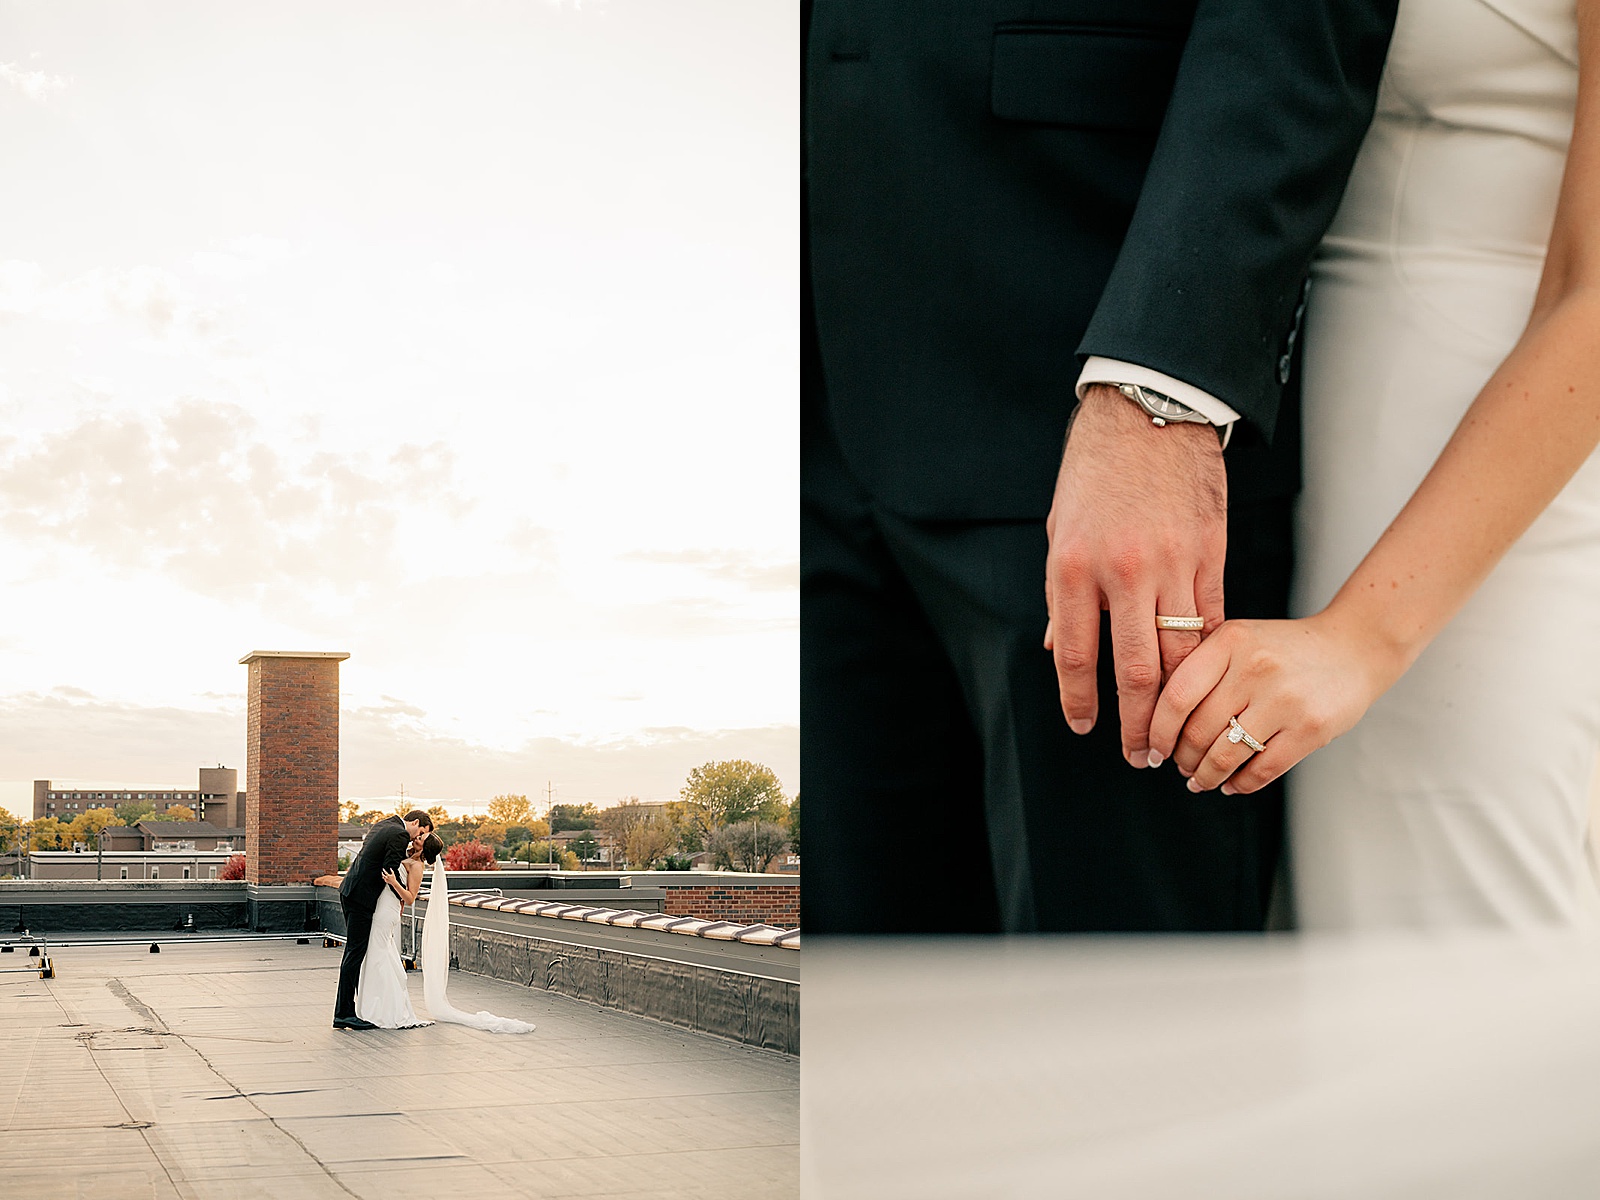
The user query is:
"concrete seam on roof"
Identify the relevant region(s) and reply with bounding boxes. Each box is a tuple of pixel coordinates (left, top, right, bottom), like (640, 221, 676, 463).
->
(434, 889, 799, 947)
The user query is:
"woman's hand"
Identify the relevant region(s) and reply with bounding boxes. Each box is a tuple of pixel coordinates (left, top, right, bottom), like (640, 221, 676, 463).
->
(381, 868, 399, 888)
(1146, 614, 1406, 794)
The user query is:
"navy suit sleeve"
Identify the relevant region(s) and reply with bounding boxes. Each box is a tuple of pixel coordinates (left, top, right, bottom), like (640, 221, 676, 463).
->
(1078, 0, 1398, 442)
(380, 827, 407, 877)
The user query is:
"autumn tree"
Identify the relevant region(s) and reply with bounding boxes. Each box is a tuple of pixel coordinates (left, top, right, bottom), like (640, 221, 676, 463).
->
(678, 761, 788, 845)
(0, 810, 21, 868)
(27, 818, 68, 851)
(598, 799, 651, 844)
(163, 804, 197, 821)
(65, 807, 122, 849)
(487, 794, 535, 826)
(444, 841, 497, 871)
(549, 803, 600, 833)
(220, 853, 247, 880)
(623, 814, 679, 870)
(787, 795, 800, 857)
(474, 819, 509, 850)
(426, 805, 450, 827)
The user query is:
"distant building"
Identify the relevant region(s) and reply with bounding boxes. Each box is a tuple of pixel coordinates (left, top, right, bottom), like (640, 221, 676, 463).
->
(33, 766, 244, 825)
(19, 849, 240, 881)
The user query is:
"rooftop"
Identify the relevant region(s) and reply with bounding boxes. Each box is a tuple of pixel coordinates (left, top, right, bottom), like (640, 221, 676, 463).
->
(3, 937, 797, 1198)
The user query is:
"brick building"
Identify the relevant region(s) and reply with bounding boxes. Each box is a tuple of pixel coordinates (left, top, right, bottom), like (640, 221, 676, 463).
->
(33, 766, 244, 825)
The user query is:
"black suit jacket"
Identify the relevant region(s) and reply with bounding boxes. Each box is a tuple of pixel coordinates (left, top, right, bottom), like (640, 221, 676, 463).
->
(805, 0, 1397, 520)
(339, 816, 409, 914)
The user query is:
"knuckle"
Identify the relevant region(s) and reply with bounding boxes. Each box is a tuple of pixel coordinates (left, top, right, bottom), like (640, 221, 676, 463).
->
(1118, 661, 1160, 693)
(1054, 645, 1095, 676)
(1052, 546, 1093, 586)
(1107, 547, 1145, 585)
(1178, 726, 1212, 756)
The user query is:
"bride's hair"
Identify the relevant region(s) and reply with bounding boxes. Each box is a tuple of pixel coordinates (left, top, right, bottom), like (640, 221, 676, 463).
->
(421, 833, 443, 865)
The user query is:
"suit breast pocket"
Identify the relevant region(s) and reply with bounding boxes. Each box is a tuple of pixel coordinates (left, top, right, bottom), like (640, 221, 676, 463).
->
(990, 23, 1185, 133)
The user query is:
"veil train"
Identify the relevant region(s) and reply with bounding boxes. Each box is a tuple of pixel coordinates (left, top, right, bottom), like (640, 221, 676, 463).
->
(419, 859, 537, 1034)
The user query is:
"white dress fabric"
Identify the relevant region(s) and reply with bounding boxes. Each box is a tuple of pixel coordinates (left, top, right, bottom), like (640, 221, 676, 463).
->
(355, 873, 432, 1029)
(420, 860, 536, 1034)
(1290, 0, 1600, 928)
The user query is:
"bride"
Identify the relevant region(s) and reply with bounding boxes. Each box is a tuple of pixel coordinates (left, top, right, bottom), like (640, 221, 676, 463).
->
(1148, 0, 1600, 928)
(376, 838, 537, 1034)
(354, 832, 436, 1028)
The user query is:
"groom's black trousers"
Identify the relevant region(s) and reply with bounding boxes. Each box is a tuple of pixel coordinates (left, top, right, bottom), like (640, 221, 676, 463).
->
(801, 402, 1295, 934)
(335, 900, 375, 1019)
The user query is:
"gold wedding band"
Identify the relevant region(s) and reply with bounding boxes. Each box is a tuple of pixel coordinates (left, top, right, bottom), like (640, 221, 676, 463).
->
(1155, 615, 1204, 632)
(1227, 715, 1268, 754)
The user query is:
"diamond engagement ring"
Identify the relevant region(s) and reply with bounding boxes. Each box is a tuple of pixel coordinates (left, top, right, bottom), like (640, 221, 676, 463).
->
(1155, 615, 1205, 632)
(1227, 716, 1267, 754)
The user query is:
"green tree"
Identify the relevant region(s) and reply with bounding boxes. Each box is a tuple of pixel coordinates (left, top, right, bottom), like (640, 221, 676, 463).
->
(510, 840, 577, 870)
(569, 830, 600, 864)
(787, 795, 800, 857)
(549, 803, 600, 833)
(115, 799, 156, 826)
(486, 794, 535, 826)
(678, 761, 787, 844)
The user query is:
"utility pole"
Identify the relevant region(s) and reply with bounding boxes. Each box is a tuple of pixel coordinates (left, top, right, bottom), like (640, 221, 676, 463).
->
(546, 781, 555, 867)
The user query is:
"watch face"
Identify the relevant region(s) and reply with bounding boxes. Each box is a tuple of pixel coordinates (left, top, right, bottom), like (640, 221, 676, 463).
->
(1140, 389, 1195, 420)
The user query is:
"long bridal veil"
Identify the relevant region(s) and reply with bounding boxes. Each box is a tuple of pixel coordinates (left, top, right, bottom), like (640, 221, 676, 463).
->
(420, 859, 537, 1034)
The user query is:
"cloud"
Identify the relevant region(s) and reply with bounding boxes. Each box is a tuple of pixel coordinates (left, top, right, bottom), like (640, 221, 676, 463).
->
(189, 235, 292, 281)
(0, 400, 468, 617)
(621, 548, 797, 592)
(0, 260, 225, 344)
(0, 62, 69, 102)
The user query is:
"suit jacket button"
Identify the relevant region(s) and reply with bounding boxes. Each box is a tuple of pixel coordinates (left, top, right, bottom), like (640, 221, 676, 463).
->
(1277, 353, 1292, 384)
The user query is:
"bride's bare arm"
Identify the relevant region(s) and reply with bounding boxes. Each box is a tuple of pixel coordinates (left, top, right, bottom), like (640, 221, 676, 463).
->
(1148, 1, 1600, 792)
(381, 860, 424, 904)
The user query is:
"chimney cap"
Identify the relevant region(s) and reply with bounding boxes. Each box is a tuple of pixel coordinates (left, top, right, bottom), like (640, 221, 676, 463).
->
(238, 651, 351, 665)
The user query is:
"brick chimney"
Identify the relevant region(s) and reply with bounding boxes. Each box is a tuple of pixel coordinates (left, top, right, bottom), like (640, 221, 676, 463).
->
(240, 651, 350, 886)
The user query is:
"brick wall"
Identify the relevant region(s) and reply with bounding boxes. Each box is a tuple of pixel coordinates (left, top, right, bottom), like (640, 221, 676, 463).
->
(662, 883, 799, 929)
(243, 652, 347, 886)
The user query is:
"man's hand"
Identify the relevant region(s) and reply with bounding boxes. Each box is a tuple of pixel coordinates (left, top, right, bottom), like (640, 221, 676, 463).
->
(1044, 384, 1228, 767)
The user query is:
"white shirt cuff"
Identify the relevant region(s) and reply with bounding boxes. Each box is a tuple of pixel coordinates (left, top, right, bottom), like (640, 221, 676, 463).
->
(1076, 357, 1243, 428)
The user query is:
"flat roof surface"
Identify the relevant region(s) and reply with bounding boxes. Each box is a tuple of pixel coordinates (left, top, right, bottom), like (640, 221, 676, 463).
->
(2, 940, 797, 1199)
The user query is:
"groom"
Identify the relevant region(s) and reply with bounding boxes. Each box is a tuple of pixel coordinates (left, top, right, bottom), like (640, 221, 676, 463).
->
(333, 809, 433, 1030)
(803, 1, 1399, 933)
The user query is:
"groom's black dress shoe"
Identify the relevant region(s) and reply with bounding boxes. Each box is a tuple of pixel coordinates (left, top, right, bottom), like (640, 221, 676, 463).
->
(333, 1016, 378, 1031)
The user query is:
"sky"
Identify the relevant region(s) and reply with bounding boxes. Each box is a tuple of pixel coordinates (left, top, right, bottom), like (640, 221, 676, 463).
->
(0, 0, 796, 819)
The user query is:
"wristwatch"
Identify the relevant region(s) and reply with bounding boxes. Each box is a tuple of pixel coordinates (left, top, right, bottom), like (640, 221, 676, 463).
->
(1114, 383, 1232, 449)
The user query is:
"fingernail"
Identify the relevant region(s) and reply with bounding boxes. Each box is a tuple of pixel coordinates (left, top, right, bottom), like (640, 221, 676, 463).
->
(1220, 783, 1236, 796)
(1068, 718, 1092, 736)
(1146, 750, 1164, 769)
(1127, 750, 1146, 769)
(1186, 777, 1203, 793)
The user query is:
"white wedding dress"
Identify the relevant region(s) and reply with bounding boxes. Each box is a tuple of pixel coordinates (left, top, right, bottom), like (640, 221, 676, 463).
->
(355, 877, 431, 1029)
(419, 860, 536, 1034)
(1291, 0, 1600, 927)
